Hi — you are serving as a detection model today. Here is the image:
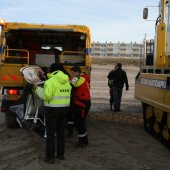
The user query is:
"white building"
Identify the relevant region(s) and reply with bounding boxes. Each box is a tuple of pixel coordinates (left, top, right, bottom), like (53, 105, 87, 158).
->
(91, 42, 143, 58)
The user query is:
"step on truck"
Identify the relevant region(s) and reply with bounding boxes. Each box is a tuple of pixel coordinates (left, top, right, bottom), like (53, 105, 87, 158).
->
(135, 0, 170, 146)
(0, 20, 92, 128)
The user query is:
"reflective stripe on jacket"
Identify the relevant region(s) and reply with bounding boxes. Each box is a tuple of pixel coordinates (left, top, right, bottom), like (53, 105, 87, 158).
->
(35, 70, 72, 107)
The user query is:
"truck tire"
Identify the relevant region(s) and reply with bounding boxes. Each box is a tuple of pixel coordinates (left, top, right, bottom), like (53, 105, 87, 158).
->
(142, 103, 155, 134)
(142, 102, 147, 131)
(5, 112, 19, 128)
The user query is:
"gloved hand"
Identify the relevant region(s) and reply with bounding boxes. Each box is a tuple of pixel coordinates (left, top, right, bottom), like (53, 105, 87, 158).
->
(126, 86, 129, 91)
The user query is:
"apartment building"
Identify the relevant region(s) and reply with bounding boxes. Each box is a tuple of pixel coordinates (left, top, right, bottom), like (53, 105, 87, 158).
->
(91, 41, 144, 58)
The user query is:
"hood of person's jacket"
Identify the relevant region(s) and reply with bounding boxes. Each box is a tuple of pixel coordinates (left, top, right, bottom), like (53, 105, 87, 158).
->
(47, 70, 69, 84)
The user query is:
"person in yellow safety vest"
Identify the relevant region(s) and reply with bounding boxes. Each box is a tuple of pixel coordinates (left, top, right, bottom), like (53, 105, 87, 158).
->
(34, 63, 72, 164)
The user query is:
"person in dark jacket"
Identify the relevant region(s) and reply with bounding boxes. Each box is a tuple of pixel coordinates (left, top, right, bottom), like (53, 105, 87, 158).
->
(108, 63, 129, 112)
(107, 64, 118, 110)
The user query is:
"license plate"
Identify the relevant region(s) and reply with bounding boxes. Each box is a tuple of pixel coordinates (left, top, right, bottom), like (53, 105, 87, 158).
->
(7, 95, 20, 100)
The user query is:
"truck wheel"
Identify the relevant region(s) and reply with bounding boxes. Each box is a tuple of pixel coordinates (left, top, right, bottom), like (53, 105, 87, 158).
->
(5, 112, 19, 128)
(142, 103, 155, 134)
(142, 103, 147, 131)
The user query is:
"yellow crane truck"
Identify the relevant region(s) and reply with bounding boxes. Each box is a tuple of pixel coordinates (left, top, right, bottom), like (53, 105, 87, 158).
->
(135, 0, 170, 146)
(0, 20, 91, 128)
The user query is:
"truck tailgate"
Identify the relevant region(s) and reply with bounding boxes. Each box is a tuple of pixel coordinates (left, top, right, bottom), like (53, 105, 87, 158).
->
(0, 64, 25, 86)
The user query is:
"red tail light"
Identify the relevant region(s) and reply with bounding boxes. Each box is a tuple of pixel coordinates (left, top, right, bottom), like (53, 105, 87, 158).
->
(7, 89, 19, 95)
(1, 107, 7, 112)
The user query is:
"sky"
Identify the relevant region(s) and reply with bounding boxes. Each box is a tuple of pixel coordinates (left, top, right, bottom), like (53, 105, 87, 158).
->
(0, 0, 159, 43)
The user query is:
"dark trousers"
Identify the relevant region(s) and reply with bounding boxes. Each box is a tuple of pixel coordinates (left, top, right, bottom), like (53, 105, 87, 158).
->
(73, 100, 91, 140)
(45, 107, 69, 158)
(109, 87, 114, 109)
(67, 102, 75, 135)
(112, 87, 123, 110)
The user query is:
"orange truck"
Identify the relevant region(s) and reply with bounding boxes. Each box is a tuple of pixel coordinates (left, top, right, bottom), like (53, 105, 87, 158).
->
(0, 19, 92, 128)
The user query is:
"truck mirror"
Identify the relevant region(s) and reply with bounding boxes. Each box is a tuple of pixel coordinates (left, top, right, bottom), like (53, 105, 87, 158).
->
(143, 8, 148, 19)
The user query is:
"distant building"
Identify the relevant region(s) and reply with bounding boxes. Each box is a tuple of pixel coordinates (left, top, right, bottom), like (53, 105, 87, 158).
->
(91, 41, 144, 58)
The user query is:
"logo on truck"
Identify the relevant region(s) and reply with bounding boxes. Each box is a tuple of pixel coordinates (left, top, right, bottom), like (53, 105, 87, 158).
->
(141, 78, 167, 89)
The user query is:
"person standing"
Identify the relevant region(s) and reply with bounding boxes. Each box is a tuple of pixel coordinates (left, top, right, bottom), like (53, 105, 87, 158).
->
(70, 66, 91, 148)
(107, 64, 118, 110)
(110, 63, 129, 112)
(67, 71, 90, 137)
(34, 63, 72, 164)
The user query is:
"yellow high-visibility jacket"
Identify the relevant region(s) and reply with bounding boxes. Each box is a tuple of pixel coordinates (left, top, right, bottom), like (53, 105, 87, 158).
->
(35, 70, 72, 107)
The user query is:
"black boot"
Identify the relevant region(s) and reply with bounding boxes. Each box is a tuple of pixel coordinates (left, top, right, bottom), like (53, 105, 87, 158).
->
(75, 136, 88, 148)
(43, 157, 54, 164)
(83, 135, 88, 145)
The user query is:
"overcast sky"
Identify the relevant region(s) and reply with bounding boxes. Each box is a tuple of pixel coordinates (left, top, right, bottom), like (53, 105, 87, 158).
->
(0, 0, 159, 43)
